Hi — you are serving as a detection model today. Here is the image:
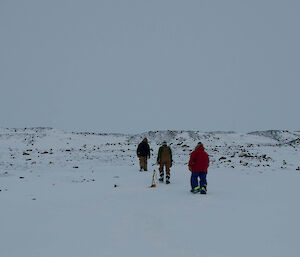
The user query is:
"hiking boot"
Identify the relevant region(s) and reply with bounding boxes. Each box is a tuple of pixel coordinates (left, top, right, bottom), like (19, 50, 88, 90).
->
(159, 177, 164, 182)
(200, 187, 207, 194)
(166, 175, 170, 184)
(190, 186, 200, 194)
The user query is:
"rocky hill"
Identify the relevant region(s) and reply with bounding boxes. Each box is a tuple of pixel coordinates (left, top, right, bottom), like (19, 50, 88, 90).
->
(0, 128, 299, 172)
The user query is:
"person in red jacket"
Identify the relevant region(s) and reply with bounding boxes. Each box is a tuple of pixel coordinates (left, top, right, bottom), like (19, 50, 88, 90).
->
(188, 142, 209, 194)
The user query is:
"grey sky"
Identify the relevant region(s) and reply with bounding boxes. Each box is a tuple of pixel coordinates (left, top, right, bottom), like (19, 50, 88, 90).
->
(1, 0, 299, 133)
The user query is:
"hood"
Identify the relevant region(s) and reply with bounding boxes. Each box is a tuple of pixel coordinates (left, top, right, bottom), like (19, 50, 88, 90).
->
(196, 143, 205, 151)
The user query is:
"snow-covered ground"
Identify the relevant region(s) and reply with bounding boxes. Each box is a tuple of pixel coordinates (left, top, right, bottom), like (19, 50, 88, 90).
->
(1, 128, 300, 257)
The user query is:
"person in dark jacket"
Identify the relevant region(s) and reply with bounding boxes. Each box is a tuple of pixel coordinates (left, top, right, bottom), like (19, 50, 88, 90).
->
(188, 142, 209, 194)
(157, 141, 172, 184)
(137, 138, 150, 171)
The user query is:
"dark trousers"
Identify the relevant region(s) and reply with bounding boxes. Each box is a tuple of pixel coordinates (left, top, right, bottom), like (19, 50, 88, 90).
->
(190, 172, 207, 190)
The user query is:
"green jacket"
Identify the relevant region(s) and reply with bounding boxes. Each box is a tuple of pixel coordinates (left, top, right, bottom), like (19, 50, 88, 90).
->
(157, 145, 172, 163)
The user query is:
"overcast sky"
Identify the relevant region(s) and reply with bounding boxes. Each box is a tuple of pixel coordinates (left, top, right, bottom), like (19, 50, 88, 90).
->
(1, 0, 299, 133)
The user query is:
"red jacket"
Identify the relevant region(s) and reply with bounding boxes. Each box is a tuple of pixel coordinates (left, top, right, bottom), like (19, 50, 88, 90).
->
(188, 145, 209, 173)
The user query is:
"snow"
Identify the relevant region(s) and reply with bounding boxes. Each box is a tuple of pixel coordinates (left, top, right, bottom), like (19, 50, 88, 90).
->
(1, 128, 300, 257)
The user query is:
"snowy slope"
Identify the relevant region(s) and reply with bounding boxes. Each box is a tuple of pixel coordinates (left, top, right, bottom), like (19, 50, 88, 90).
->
(1, 128, 299, 172)
(1, 128, 300, 257)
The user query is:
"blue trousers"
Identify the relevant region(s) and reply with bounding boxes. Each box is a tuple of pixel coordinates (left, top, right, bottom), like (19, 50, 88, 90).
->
(191, 172, 207, 190)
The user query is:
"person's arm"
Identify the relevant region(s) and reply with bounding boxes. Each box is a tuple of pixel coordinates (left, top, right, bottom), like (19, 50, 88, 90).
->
(157, 147, 162, 163)
(205, 153, 209, 168)
(188, 151, 195, 171)
(169, 147, 172, 161)
(169, 147, 173, 164)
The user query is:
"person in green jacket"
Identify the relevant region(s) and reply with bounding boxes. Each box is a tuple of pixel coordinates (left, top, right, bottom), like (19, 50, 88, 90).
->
(157, 141, 172, 184)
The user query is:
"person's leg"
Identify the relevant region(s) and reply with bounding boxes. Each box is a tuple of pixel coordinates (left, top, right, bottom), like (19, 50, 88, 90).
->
(199, 173, 207, 194)
(159, 163, 164, 181)
(165, 163, 170, 184)
(144, 157, 148, 171)
(139, 157, 143, 171)
(190, 172, 200, 192)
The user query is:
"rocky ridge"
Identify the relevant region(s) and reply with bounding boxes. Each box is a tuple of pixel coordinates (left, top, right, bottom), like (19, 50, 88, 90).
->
(0, 128, 299, 172)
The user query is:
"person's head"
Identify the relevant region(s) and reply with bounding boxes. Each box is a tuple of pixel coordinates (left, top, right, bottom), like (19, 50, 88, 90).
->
(142, 137, 148, 143)
(196, 142, 204, 150)
(162, 141, 167, 146)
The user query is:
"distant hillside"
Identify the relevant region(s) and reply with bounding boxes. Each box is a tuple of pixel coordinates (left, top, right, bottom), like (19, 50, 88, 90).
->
(0, 128, 299, 172)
